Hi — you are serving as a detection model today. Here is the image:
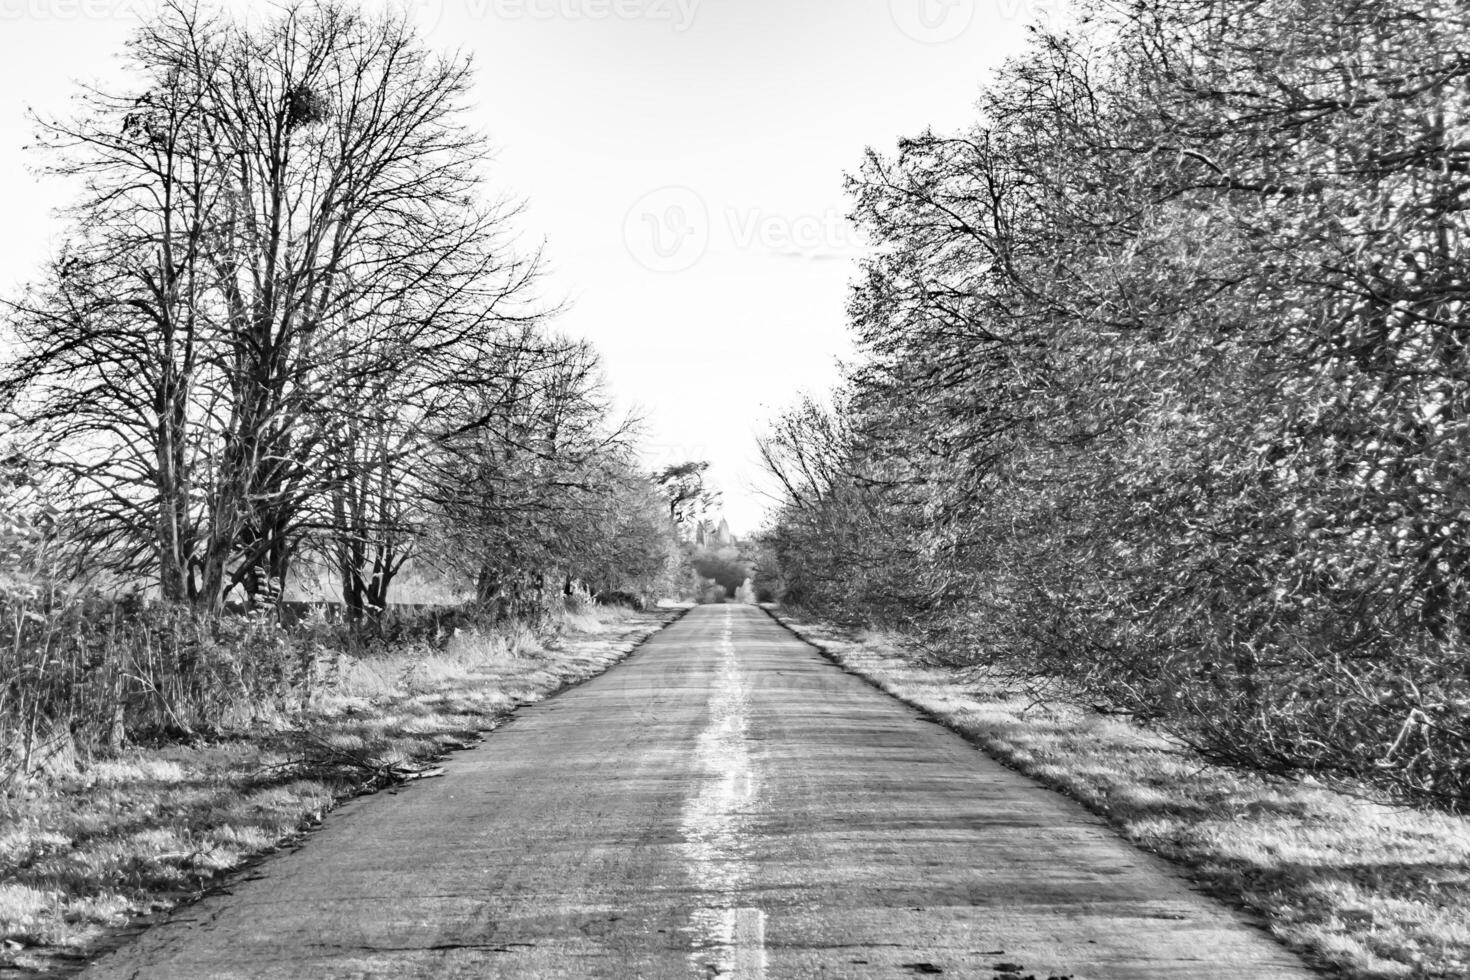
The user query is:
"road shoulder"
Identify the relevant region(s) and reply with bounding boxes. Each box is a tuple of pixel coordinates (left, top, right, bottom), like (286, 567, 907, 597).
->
(0, 605, 688, 979)
(764, 605, 1470, 980)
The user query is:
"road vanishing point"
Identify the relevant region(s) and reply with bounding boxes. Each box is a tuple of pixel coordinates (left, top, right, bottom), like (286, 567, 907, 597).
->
(81, 605, 1317, 979)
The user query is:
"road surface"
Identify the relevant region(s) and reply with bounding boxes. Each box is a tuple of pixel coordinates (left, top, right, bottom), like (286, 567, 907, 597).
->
(81, 604, 1316, 979)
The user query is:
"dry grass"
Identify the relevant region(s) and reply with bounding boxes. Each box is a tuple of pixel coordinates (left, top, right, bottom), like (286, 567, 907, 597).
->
(770, 608, 1470, 980)
(0, 605, 681, 977)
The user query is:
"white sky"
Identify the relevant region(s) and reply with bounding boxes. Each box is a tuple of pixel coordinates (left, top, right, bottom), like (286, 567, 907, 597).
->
(0, 0, 1052, 533)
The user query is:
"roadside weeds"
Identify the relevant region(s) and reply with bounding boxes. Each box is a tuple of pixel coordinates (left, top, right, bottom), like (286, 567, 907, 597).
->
(767, 607, 1470, 980)
(0, 605, 684, 978)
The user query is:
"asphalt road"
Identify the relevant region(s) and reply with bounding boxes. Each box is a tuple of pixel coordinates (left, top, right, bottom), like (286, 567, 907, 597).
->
(80, 604, 1316, 979)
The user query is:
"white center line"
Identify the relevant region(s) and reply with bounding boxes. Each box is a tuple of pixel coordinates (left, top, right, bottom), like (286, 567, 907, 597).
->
(680, 608, 767, 978)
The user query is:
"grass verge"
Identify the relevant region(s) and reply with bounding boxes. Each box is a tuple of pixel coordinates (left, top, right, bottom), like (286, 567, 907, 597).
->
(0, 604, 684, 978)
(767, 607, 1470, 980)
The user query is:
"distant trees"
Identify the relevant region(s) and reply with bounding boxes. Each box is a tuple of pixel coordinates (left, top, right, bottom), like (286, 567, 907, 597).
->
(429, 333, 676, 618)
(763, 0, 1470, 810)
(758, 392, 929, 618)
(655, 460, 720, 530)
(689, 547, 751, 598)
(652, 459, 769, 602)
(0, 0, 678, 620)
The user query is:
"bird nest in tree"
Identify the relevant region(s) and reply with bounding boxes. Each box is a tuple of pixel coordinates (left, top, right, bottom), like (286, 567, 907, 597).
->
(284, 84, 328, 129)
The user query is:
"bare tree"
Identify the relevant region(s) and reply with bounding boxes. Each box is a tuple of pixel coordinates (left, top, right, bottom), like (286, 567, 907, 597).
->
(3, 1, 543, 613)
(426, 332, 643, 619)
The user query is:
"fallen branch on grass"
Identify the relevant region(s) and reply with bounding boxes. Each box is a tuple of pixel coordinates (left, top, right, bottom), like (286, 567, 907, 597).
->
(258, 731, 446, 793)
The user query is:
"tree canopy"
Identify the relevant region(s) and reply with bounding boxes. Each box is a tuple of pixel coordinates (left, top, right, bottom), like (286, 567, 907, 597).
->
(761, 0, 1470, 812)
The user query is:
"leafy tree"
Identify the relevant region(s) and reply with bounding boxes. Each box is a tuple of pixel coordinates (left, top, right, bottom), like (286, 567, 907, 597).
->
(765, 0, 1470, 810)
(655, 460, 720, 531)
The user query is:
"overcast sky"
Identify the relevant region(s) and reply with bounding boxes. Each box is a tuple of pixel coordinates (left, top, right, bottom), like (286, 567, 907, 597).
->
(0, 0, 1056, 533)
